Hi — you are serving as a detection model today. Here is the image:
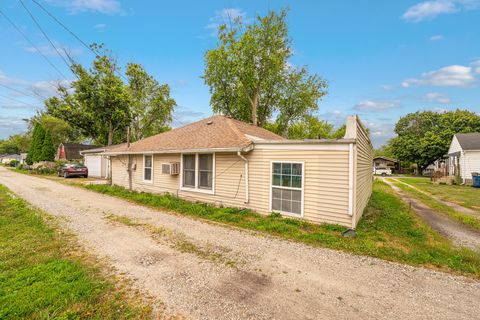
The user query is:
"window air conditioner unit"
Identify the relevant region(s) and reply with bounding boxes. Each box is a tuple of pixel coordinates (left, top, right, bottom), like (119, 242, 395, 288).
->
(162, 162, 180, 175)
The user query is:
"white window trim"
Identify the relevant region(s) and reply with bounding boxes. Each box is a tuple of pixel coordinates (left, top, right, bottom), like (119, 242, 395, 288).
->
(143, 154, 154, 183)
(269, 160, 305, 218)
(179, 153, 215, 195)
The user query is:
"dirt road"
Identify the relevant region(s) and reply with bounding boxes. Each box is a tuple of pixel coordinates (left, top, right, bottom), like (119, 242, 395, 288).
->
(384, 178, 480, 250)
(1, 167, 479, 320)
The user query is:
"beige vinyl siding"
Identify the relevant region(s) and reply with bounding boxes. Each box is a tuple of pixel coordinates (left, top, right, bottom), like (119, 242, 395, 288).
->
(247, 149, 351, 226)
(353, 120, 373, 225)
(110, 148, 352, 226)
(111, 153, 247, 208)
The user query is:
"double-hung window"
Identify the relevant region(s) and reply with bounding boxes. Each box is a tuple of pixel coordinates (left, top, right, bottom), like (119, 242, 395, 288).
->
(271, 162, 303, 215)
(143, 155, 153, 182)
(182, 153, 214, 192)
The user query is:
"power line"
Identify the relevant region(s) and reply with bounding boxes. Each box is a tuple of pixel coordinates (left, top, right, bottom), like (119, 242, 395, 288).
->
(0, 82, 47, 101)
(0, 8, 68, 80)
(0, 93, 39, 109)
(30, 0, 93, 54)
(18, 0, 72, 72)
(27, 0, 128, 82)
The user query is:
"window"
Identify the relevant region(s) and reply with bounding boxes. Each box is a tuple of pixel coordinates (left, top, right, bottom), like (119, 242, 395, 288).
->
(181, 153, 214, 192)
(271, 162, 303, 215)
(198, 154, 213, 189)
(144, 155, 153, 182)
(182, 155, 196, 187)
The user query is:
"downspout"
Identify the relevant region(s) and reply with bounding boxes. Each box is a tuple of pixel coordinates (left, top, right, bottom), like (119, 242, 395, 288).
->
(237, 151, 249, 204)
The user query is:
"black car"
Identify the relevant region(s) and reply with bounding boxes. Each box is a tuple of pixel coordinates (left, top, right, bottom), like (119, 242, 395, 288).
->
(58, 163, 88, 178)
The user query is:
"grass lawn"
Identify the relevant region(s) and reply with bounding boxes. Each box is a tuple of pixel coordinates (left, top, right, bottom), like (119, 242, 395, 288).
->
(390, 179, 480, 231)
(83, 180, 480, 277)
(397, 177, 480, 212)
(0, 184, 155, 319)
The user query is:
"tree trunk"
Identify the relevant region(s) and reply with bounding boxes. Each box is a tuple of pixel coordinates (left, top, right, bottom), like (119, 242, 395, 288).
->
(251, 90, 259, 126)
(107, 120, 113, 146)
(417, 164, 422, 176)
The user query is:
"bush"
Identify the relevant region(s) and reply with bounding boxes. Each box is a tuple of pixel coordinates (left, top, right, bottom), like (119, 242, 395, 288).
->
(9, 160, 20, 167)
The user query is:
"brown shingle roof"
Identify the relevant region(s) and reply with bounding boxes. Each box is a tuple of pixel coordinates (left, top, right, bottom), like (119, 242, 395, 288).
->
(109, 115, 285, 153)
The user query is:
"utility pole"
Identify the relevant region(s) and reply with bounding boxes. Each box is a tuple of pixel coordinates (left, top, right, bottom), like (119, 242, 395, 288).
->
(127, 126, 132, 191)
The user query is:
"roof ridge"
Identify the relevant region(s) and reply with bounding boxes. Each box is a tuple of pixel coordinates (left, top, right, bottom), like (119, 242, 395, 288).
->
(225, 116, 251, 144)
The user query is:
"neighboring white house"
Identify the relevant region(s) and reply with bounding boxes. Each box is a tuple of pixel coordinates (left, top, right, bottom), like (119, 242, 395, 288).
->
(448, 133, 480, 184)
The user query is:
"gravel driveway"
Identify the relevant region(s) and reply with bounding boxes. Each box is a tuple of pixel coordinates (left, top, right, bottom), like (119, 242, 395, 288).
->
(1, 167, 479, 320)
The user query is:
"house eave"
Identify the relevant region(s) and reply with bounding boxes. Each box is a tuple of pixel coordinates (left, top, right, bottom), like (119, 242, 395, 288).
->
(102, 144, 254, 156)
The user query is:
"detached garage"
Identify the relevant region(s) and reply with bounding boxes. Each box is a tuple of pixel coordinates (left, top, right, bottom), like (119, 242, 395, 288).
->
(80, 147, 111, 179)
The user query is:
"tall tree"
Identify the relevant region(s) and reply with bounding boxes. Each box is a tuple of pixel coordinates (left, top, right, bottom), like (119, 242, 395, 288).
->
(26, 124, 45, 164)
(46, 45, 131, 146)
(203, 9, 327, 127)
(29, 113, 80, 147)
(46, 45, 176, 145)
(40, 130, 56, 161)
(126, 63, 176, 141)
(266, 115, 345, 139)
(391, 109, 480, 173)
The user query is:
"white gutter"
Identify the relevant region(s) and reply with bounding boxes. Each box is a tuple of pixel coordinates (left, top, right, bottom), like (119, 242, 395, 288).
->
(237, 151, 249, 204)
(348, 143, 354, 216)
(103, 146, 250, 156)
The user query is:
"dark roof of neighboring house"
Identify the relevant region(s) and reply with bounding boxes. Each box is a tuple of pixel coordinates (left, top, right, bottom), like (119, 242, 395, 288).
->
(0, 154, 21, 160)
(80, 143, 127, 155)
(455, 133, 480, 151)
(107, 115, 285, 154)
(60, 143, 100, 160)
(373, 156, 399, 163)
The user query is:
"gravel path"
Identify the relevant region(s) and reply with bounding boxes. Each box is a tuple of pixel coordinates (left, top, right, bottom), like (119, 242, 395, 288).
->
(392, 178, 480, 218)
(1, 167, 480, 320)
(384, 178, 480, 250)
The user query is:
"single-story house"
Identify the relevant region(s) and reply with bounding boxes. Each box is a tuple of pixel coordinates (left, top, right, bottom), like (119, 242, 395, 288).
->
(0, 154, 22, 164)
(80, 144, 126, 179)
(448, 133, 480, 184)
(104, 115, 373, 228)
(56, 143, 100, 161)
(373, 156, 400, 172)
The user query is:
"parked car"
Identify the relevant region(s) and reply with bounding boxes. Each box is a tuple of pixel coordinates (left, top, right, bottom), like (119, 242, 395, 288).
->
(58, 163, 88, 178)
(373, 167, 392, 176)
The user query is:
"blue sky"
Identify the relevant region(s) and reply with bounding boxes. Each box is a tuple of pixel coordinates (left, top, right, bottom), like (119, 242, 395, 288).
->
(1, 0, 479, 147)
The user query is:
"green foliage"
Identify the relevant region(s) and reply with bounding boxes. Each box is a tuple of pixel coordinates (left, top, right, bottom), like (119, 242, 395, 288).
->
(126, 63, 176, 141)
(266, 115, 346, 139)
(374, 142, 396, 158)
(26, 124, 46, 164)
(40, 130, 56, 162)
(46, 44, 175, 146)
(390, 109, 480, 172)
(203, 9, 327, 128)
(83, 181, 480, 276)
(8, 160, 20, 167)
(0, 139, 20, 154)
(0, 184, 153, 319)
(30, 114, 80, 147)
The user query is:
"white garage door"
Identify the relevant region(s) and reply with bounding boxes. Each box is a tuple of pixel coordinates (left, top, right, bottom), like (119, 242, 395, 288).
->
(85, 155, 102, 177)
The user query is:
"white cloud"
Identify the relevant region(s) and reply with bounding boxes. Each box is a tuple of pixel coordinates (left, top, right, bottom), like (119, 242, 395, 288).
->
(402, 64, 475, 87)
(319, 109, 346, 128)
(46, 0, 124, 15)
(430, 34, 444, 41)
(353, 100, 401, 112)
(0, 71, 27, 85)
(94, 23, 107, 31)
(24, 45, 82, 58)
(424, 92, 452, 104)
(472, 59, 480, 74)
(30, 79, 72, 98)
(0, 116, 28, 139)
(363, 121, 396, 148)
(206, 8, 248, 36)
(402, 0, 480, 22)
